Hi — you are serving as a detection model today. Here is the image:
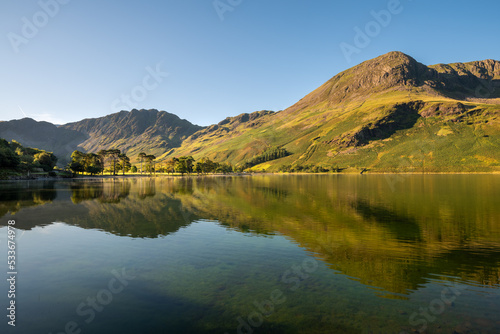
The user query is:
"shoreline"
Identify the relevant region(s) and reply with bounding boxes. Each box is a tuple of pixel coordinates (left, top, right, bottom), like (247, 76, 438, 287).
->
(2, 171, 500, 181)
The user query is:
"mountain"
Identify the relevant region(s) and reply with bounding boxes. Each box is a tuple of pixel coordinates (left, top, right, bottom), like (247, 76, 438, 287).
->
(0, 109, 203, 165)
(61, 109, 203, 160)
(166, 52, 500, 172)
(0, 118, 87, 164)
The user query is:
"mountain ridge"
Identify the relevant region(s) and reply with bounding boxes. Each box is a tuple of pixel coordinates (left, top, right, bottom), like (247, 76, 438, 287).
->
(61, 109, 203, 159)
(0, 109, 203, 164)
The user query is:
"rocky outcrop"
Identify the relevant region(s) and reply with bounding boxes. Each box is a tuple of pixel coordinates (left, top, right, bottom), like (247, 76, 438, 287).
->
(327, 101, 424, 147)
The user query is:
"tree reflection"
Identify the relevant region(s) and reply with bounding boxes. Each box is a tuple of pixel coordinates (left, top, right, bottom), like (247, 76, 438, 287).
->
(0, 180, 57, 216)
(70, 180, 131, 203)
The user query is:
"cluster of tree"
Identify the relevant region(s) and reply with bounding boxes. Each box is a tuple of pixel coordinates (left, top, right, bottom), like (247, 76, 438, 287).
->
(0, 139, 57, 172)
(69, 150, 236, 177)
(278, 164, 342, 173)
(194, 157, 233, 174)
(70, 151, 103, 175)
(70, 149, 132, 175)
(241, 147, 290, 170)
(161, 156, 233, 175)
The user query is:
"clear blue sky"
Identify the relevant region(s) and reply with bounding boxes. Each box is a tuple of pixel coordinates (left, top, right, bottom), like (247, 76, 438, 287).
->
(1, 0, 499, 126)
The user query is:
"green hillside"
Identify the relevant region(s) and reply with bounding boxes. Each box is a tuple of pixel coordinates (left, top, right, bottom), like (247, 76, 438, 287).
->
(166, 52, 500, 172)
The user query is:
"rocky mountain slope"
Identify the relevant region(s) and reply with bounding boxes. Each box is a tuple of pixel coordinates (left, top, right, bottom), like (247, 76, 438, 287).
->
(61, 109, 203, 159)
(0, 109, 203, 165)
(166, 52, 500, 172)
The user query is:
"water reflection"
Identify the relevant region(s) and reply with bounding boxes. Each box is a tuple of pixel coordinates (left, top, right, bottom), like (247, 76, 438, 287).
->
(1, 175, 500, 297)
(0, 180, 57, 216)
(71, 180, 132, 204)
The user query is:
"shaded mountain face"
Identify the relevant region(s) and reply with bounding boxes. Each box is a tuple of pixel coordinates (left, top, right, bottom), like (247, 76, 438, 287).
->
(0, 118, 87, 164)
(429, 59, 500, 100)
(61, 109, 204, 160)
(169, 51, 500, 171)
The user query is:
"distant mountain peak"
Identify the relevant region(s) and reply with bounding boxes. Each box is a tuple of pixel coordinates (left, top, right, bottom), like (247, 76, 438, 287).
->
(61, 108, 203, 160)
(367, 51, 417, 65)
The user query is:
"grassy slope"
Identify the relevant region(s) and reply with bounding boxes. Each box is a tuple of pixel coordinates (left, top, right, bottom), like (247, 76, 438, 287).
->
(166, 91, 500, 172)
(166, 53, 500, 172)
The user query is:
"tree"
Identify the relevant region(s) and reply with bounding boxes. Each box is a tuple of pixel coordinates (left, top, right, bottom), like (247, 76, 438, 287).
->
(156, 162, 166, 173)
(183, 156, 194, 174)
(197, 157, 216, 174)
(106, 149, 121, 175)
(242, 146, 290, 170)
(145, 155, 156, 174)
(34, 152, 57, 172)
(69, 150, 85, 174)
(174, 159, 187, 175)
(138, 152, 147, 174)
(165, 158, 177, 174)
(131, 165, 138, 173)
(69, 151, 104, 175)
(97, 150, 108, 175)
(194, 162, 203, 175)
(118, 153, 131, 176)
(84, 153, 104, 175)
(217, 162, 233, 174)
(175, 156, 194, 175)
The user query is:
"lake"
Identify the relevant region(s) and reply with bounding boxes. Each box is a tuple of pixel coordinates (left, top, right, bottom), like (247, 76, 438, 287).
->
(1, 175, 499, 333)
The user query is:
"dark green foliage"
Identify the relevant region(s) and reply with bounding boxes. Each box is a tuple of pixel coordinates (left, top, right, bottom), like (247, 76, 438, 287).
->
(106, 149, 121, 175)
(118, 154, 131, 176)
(242, 147, 290, 170)
(216, 162, 233, 174)
(145, 154, 156, 174)
(70, 150, 105, 175)
(194, 157, 216, 174)
(138, 152, 147, 174)
(34, 152, 58, 172)
(174, 156, 194, 175)
(278, 164, 340, 173)
(0, 139, 21, 168)
(0, 138, 57, 172)
(170, 156, 232, 175)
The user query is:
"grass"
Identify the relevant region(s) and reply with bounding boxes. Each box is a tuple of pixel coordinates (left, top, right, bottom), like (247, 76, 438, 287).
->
(161, 92, 500, 172)
(159, 53, 500, 172)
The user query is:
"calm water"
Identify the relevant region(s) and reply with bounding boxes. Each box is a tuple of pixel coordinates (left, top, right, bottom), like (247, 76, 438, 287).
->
(1, 175, 499, 334)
